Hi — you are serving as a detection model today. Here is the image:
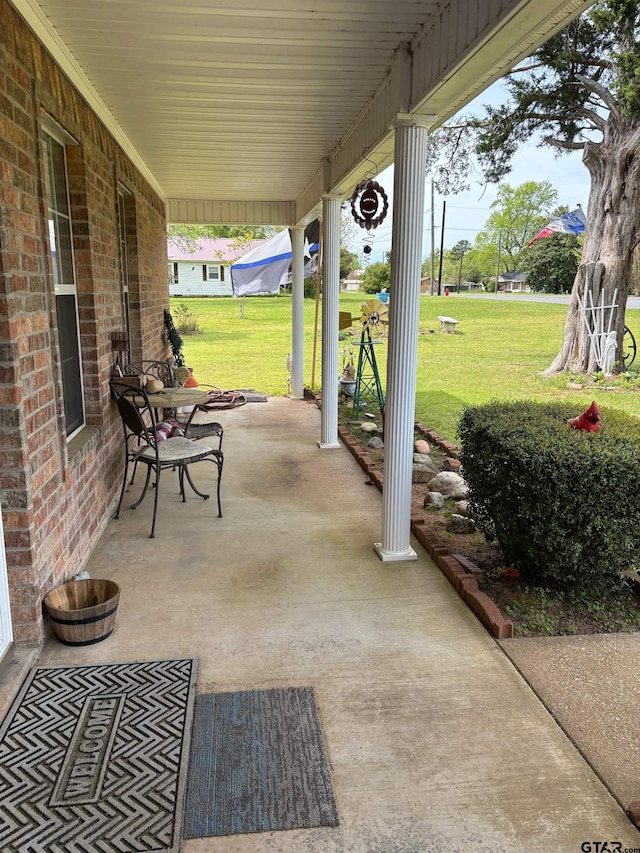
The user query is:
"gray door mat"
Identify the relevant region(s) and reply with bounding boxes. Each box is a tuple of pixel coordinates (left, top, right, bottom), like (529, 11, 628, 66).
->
(184, 686, 338, 837)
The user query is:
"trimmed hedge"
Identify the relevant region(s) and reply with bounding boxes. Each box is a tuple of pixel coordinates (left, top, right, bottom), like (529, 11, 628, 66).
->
(458, 400, 640, 590)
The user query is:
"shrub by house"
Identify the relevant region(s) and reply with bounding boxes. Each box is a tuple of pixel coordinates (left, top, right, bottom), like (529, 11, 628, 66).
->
(458, 401, 640, 591)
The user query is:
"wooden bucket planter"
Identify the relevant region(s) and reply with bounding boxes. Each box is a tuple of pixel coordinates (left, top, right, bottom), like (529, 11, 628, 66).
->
(43, 579, 120, 646)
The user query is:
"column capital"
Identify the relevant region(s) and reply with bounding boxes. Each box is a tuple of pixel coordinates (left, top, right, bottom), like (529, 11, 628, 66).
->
(321, 193, 343, 202)
(392, 113, 437, 131)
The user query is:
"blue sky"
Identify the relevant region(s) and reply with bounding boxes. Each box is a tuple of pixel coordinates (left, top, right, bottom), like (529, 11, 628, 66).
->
(349, 81, 592, 265)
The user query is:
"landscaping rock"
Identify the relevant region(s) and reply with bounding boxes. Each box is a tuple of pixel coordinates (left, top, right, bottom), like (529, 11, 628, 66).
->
(359, 422, 378, 433)
(445, 514, 476, 534)
(424, 491, 445, 509)
(442, 457, 462, 473)
(368, 436, 384, 449)
(411, 456, 437, 483)
(413, 453, 433, 465)
(453, 500, 469, 516)
(427, 471, 468, 499)
(415, 439, 430, 454)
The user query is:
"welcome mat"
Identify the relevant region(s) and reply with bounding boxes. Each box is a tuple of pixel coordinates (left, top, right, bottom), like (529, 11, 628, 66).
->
(184, 687, 338, 837)
(0, 658, 197, 853)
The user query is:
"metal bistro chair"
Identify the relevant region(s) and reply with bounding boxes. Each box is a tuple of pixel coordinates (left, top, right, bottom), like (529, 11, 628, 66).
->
(110, 379, 223, 538)
(122, 360, 225, 451)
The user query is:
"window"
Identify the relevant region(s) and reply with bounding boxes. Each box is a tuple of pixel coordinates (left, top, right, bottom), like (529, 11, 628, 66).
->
(203, 265, 220, 281)
(41, 128, 84, 437)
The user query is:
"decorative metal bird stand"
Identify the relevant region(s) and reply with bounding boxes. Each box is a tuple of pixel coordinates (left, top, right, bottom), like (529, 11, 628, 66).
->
(567, 400, 602, 433)
(354, 300, 387, 418)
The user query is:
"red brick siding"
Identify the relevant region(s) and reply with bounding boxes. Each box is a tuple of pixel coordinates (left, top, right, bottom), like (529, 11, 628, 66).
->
(0, 0, 170, 643)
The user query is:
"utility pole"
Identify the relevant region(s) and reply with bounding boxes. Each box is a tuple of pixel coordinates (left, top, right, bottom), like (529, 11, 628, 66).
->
(430, 180, 435, 296)
(437, 200, 446, 296)
(494, 230, 502, 298)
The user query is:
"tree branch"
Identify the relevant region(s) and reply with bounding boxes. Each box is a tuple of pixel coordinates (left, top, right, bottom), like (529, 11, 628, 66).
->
(446, 128, 466, 169)
(507, 111, 598, 137)
(441, 104, 601, 144)
(573, 74, 621, 118)
(544, 137, 586, 151)
(590, 58, 615, 72)
(574, 107, 607, 132)
(439, 121, 472, 131)
(506, 61, 548, 74)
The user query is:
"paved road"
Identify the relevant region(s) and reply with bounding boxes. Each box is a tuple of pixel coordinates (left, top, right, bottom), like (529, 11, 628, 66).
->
(442, 292, 640, 309)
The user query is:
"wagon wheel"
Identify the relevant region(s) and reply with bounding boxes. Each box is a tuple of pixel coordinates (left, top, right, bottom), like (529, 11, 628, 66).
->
(623, 325, 637, 368)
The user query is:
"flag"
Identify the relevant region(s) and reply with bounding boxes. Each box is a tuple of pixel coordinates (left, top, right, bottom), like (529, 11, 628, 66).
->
(231, 229, 292, 296)
(303, 219, 320, 279)
(230, 220, 320, 296)
(528, 206, 586, 246)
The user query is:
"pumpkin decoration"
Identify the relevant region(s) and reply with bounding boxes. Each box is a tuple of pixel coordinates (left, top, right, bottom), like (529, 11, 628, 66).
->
(145, 378, 164, 394)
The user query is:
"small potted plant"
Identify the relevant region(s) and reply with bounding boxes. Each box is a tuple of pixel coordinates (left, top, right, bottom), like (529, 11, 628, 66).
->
(339, 345, 357, 396)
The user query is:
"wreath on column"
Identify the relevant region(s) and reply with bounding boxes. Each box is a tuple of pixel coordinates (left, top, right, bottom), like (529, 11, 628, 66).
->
(163, 308, 185, 367)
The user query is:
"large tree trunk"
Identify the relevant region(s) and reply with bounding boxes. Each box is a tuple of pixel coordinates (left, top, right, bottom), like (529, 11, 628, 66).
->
(632, 246, 640, 295)
(544, 125, 640, 374)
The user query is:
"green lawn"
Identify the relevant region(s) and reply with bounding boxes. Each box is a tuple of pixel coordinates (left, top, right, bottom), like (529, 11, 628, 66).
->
(174, 293, 640, 441)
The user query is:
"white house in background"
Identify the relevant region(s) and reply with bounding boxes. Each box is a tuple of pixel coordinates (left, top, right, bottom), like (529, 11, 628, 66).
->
(498, 271, 530, 293)
(342, 269, 364, 291)
(168, 237, 266, 296)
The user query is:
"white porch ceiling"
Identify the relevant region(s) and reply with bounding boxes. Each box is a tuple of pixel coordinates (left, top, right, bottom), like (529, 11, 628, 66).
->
(12, 0, 593, 224)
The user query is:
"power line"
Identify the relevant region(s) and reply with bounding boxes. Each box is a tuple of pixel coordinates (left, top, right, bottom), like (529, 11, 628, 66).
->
(445, 204, 494, 212)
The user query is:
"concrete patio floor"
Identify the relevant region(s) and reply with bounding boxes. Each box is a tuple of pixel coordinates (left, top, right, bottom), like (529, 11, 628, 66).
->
(2, 396, 639, 851)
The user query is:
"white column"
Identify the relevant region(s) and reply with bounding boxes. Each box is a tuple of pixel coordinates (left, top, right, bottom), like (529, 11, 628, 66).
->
(290, 226, 305, 399)
(319, 195, 341, 449)
(375, 119, 429, 561)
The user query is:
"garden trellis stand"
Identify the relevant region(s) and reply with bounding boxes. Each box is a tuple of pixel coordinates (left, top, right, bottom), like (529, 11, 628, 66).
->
(577, 288, 618, 373)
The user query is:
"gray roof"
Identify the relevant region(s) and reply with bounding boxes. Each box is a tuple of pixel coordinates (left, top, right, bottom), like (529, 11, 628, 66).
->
(498, 271, 527, 282)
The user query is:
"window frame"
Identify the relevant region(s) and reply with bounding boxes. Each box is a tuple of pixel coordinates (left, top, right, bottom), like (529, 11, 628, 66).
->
(40, 116, 85, 439)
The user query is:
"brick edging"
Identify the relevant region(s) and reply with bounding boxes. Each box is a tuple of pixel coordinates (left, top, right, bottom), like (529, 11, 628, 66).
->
(414, 420, 460, 459)
(335, 419, 514, 640)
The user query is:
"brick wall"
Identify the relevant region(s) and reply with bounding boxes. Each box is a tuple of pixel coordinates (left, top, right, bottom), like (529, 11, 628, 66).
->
(0, 0, 170, 643)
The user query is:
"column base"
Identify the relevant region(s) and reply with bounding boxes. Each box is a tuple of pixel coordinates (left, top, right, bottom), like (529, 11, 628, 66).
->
(289, 394, 304, 400)
(374, 543, 417, 562)
(317, 441, 341, 450)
